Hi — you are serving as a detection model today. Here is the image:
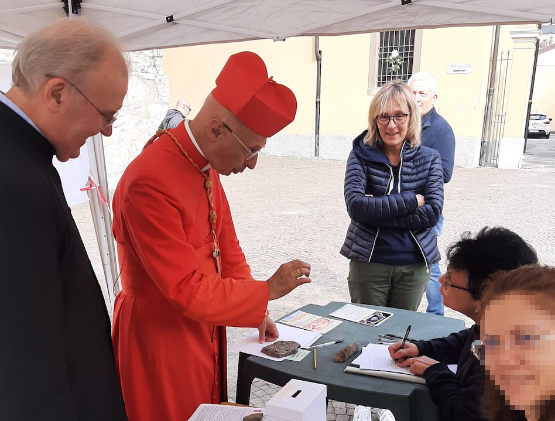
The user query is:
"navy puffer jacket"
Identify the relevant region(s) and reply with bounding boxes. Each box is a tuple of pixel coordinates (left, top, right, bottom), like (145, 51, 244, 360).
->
(340, 131, 444, 268)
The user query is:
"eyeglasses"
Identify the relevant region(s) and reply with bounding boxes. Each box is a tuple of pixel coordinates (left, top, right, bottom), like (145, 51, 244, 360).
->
(222, 123, 259, 161)
(471, 339, 486, 362)
(46, 74, 118, 128)
(444, 272, 471, 293)
(376, 113, 410, 126)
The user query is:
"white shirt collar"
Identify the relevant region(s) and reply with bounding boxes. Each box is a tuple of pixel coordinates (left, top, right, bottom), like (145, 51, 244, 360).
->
(0, 92, 43, 135)
(185, 119, 210, 172)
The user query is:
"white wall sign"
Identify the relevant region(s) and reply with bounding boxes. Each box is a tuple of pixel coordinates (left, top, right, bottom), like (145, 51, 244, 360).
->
(447, 63, 473, 74)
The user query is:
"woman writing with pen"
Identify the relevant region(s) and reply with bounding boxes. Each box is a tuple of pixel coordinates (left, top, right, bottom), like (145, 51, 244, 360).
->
(388, 227, 537, 421)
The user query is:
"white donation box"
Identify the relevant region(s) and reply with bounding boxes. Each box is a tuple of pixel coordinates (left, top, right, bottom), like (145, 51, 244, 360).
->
(265, 379, 327, 421)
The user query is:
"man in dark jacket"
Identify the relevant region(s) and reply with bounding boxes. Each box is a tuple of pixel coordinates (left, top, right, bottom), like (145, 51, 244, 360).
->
(158, 97, 191, 130)
(389, 227, 538, 421)
(0, 20, 129, 420)
(408, 72, 455, 316)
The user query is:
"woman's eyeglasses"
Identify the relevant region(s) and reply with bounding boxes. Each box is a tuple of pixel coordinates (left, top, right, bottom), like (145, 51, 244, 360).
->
(376, 113, 410, 126)
(444, 272, 471, 293)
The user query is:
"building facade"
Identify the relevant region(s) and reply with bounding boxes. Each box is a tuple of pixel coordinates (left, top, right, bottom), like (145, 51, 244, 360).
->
(163, 24, 539, 170)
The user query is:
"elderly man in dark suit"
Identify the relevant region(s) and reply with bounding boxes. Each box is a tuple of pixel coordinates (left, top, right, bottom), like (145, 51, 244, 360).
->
(0, 19, 129, 420)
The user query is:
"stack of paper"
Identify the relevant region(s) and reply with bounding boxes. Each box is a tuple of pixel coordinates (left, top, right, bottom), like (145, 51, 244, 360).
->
(229, 323, 321, 361)
(346, 344, 426, 384)
(188, 404, 263, 421)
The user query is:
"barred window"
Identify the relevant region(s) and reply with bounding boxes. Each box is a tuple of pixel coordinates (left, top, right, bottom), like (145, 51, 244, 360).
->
(377, 30, 416, 86)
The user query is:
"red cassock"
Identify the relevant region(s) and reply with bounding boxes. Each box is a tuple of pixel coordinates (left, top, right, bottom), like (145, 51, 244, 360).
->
(111, 122, 269, 421)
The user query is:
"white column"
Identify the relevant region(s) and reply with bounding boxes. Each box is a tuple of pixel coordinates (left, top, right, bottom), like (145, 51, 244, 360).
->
(498, 28, 541, 169)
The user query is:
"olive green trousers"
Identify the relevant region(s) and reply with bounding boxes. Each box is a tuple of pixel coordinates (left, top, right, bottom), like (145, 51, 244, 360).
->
(348, 260, 431, 311)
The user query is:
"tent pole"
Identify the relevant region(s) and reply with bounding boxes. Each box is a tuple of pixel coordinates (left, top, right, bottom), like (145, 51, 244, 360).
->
(0, 23, 27, 37)
(314, 36, 322, 158)
(523, 24, 541, 154)
(0, 3, 60, 17)
(86, 135, 119, 314)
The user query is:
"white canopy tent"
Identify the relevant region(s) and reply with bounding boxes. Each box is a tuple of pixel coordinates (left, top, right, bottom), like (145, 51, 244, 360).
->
(0, 1, 553, 51)
(1, 0, 554, 311)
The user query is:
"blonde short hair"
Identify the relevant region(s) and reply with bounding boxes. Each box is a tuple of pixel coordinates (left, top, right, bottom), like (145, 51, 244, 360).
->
(364, 81, 421, 148)
(12, 19, 130, 95)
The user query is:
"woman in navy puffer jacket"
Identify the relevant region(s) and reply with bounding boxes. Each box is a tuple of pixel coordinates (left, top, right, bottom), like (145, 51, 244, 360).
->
(340, 81, 444, 311)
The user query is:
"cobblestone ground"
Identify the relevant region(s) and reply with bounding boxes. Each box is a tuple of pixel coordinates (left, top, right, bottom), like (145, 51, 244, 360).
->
(72, 136, 555, 420)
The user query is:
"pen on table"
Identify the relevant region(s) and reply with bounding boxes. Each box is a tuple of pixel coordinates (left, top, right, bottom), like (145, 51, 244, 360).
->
(313, 349, 317, 370)
(303, 339, 344, 350)
(380, 333, 415, 345)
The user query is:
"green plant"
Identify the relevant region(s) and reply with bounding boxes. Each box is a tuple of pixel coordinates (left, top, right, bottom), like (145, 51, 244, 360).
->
(386, 49, 404, 74)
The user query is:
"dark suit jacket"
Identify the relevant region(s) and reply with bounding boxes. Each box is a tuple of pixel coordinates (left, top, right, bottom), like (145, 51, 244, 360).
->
(421, 107, 455, 183)
(0, 100, 127, 420)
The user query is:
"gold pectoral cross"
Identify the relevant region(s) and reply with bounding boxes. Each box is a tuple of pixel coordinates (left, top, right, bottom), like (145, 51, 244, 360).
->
(213, 243, 221, 274)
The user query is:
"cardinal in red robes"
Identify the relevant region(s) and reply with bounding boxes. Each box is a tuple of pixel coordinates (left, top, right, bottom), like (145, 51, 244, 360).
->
(111, 51, 311, 421)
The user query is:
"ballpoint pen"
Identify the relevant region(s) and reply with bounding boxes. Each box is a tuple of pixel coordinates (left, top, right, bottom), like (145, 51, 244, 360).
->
(303, 339, 344, 350)
(379, 333, 415, 344)
(400, 325, 412, 351)
(395, 325, 412, 367)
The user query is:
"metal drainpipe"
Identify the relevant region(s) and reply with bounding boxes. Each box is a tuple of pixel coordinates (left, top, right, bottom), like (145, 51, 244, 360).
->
(314, 36, 322, 158)
(481, 25, 500, 166)
(523, 24, 541, 154)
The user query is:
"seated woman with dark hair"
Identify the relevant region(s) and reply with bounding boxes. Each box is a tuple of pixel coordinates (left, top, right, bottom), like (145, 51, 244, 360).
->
(388, 227, 538, 421)
(481, 265, 555, 421)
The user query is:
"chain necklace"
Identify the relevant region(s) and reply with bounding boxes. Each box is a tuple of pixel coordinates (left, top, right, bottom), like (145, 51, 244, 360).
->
(143, 129, 221, 273)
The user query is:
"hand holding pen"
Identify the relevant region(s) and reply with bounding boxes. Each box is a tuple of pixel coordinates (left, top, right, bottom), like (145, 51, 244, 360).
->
(400, 325, 411, 351)
(388, 325, 419, 365)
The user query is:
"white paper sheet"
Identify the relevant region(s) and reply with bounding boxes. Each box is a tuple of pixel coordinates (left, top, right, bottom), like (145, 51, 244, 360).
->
(229, 323, 321, 361)
(354, 344, 413, 375)
(188, 404, 263, 421)
(352, 346, 458, 374)
(284, 348, 311, 362)
(279, 310, 342, 334)
(329, 304, 392, 327)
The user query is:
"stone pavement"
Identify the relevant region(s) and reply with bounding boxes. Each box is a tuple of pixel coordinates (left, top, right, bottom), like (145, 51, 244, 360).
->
(72, 142, 555, 420)
(521, 134, 555, 173)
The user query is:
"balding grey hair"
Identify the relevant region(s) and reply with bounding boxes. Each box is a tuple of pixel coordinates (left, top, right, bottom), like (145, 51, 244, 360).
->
(176, 98, 190, 110)
(12, 19, 130, 95)
(407, 71, 438, 95)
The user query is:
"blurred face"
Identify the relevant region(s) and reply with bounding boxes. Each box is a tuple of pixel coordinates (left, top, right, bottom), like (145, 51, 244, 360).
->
(408, 79, 437, 117)
(482, 293, 555, 415)
(209, 121, 266, 176)
(439, 269, 479, 319)
(376, 99, 410, 151)
(48, 50, 128, 161)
